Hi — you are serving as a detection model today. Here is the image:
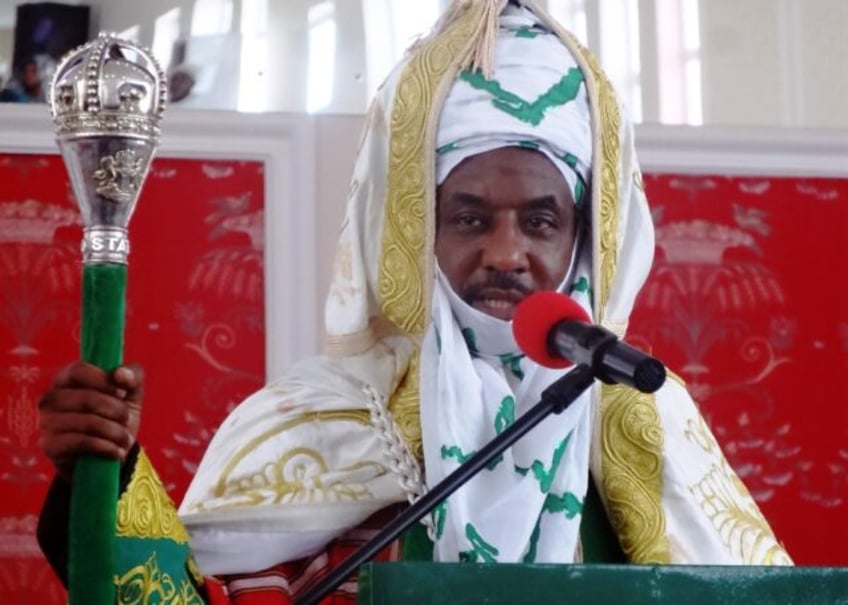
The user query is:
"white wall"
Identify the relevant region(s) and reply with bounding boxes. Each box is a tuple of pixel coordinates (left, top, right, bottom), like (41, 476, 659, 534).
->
(92, 0, 370, 113)
(265, 2, 307, 112)
(94, 0, 193, 45)
(6, 0, 842, 127)
(698, 0, 848, 128)
(797, 0, 848, 128)
(699, 0, 784, 126)
(0, 27, 12, 79)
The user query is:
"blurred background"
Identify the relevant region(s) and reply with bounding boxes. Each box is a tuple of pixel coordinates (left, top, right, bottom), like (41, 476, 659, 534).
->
(1, 0, 846, 127)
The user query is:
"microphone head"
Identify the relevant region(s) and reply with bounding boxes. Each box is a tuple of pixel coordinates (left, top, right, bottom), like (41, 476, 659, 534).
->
(513, 291, 591, 368)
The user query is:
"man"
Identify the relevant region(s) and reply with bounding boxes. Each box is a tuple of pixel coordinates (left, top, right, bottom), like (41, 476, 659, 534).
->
(0, 58, 45, 103)
(37, 1, 791, 602)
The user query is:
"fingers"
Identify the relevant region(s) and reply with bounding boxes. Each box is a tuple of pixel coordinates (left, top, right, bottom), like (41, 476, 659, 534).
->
(53, 361, 112, 393)
(39, 432, 128, 465)
(39, 361, 146, 481)
(51, 361, 144, 402)
(39, 409, 131, 483)
(40, 411, 132, 452)
(38, 386, 130, 425)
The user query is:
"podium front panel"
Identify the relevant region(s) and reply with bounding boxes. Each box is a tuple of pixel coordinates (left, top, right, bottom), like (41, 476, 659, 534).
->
(359, 562, 848, 604)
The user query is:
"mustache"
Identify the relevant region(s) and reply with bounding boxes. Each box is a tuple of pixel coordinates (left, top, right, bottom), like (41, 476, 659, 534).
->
(461, 271, 532, 301)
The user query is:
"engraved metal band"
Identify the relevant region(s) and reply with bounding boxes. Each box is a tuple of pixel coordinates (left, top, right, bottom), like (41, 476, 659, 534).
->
(81, 226, 131, 264)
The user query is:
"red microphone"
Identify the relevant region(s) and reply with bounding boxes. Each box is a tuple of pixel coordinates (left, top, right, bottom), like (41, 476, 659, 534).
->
(513, 291, 666, 393)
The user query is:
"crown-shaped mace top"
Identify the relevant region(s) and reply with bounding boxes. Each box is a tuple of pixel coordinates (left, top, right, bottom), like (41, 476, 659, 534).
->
(49, 33, 166, 142)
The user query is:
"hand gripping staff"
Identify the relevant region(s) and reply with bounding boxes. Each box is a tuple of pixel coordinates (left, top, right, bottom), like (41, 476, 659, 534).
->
(49, 34, 166, 605)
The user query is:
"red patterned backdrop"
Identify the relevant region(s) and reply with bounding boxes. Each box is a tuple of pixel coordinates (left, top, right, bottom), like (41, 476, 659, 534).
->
(0, 153, 266, 603)
(630, 173, 847, 566)
(0, 155, 845, 603)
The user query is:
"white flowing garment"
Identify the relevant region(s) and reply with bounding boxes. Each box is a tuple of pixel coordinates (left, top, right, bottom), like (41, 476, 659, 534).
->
(177, 0, 793, 575)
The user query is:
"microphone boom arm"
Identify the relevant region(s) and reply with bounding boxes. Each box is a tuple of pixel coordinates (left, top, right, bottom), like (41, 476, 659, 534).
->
(294, 364, 596, 605)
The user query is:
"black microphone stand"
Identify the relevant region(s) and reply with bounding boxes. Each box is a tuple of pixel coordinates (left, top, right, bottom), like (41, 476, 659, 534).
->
(295, 364, 596, 605)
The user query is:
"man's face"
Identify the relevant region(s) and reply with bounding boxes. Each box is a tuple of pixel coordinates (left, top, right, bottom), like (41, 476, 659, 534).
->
(21, 62, 40, 88)
(435, 147, 578, 321)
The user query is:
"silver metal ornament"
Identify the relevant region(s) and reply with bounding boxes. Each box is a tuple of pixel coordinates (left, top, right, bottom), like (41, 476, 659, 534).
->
(49, 33, 166, 264)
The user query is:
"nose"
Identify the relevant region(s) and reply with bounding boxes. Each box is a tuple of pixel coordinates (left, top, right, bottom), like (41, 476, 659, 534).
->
(481, 219, 529, 273)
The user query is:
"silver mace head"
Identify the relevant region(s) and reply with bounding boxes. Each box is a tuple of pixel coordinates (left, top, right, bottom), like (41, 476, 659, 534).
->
(49, 33, 166, 264)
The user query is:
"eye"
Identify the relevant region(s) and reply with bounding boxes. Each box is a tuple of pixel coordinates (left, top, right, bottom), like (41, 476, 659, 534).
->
(452, 212, 487, 231)
(524, 214, 559, 233)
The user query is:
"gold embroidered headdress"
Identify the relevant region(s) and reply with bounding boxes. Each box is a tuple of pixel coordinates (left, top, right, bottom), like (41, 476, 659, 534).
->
(321, 0, 655, 457)
(180, 0, 791, 576)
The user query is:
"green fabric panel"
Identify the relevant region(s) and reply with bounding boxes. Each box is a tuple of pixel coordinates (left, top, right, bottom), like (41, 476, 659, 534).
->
(69, 263, 127, 605)
(579, 475, 627, 563)
(401, 522, 434, 562)
(116, 537, 205, 603)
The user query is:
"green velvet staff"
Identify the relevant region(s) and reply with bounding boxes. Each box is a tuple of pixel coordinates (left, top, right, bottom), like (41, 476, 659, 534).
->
(49, 34, 166, 604)
(72, 264, 126, 605)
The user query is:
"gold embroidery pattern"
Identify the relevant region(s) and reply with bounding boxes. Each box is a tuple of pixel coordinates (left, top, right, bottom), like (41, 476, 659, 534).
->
(387, 348, 424, 461)
(327, 239, 360, 308)
(379, 6, 481, 335)
(599, 383, 670, 563)
(115, 553, 204, 605)
(686, 416, 792, 565)
(563, 34, 621, 323)
(214, 410, 371, 493)
(684, 417, 718, 455)
(116, 450, 189, 543)
(210, 447, 386, 509)
(192, 411, 388, 511)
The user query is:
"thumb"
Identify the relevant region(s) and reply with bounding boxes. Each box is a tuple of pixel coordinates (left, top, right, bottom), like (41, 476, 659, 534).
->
(112, 364, 144, 444)
(112, 364, 144, 405)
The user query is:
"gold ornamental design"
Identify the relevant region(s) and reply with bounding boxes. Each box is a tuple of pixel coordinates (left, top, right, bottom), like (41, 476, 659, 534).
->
(379, 2, 486, 335)
(188, 411, 390, 511)
(116, 450, 190, 543)
(218, 446, 385, 506)
(599, 383, 671, 563)
(686, 416, 793, 565)
(387, 348, 424, 461)
(115, 553, 205, 605)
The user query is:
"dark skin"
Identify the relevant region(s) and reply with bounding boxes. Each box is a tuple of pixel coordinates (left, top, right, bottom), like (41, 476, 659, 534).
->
(38, 147, 578, 477)
(20, 61, 42, 97)
(435, 146, 577, 320)
(38, 362, 143, 481)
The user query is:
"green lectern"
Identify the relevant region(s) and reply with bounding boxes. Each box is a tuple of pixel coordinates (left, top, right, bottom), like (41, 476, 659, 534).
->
(358, 562, 848, 604)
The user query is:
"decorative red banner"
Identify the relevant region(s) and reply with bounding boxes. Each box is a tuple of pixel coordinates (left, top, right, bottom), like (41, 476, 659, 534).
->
(630, 173, 848, 566)
(0, 153, 266, 602)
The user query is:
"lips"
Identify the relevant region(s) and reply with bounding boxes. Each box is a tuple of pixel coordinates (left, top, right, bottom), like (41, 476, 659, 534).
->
(472, 288, 528, 320)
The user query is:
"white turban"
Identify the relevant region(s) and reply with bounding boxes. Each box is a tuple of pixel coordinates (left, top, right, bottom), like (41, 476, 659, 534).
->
(435, 4, 592, 207)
